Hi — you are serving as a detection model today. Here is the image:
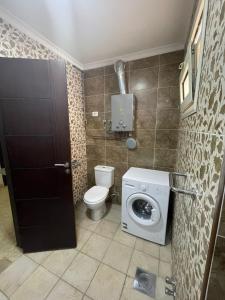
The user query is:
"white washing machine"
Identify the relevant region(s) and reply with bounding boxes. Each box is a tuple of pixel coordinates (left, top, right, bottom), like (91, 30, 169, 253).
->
(122, 167, 170, 245)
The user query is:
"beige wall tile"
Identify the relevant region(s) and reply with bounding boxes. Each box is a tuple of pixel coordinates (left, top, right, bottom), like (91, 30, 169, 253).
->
(85, 95, 104, 113)
(84, 68, 104, 79)
(159, 50, 184, 66)
(134, 89, 157, 111)
(84, 76, 104, 96)
(158, 64, 180, 87)
(130, 67, 159, 91)
(154, 149, 177, 168)
(128, 148, 154, 168)
(157, 87, 179, 109)
(129, 55, 159, 70)
(156, 109, 180, 129)
(86, 264, 126, 300)
(155, 130, 179, 149)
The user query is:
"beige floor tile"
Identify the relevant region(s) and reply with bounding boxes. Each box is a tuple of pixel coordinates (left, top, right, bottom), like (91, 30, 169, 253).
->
(135, 238, 160, 259)
(120, 276, 153, 300)
(86, 264, 126, 300)
(128, 250, 159, 277)
(82, 234, 111, 261)
(82, 296, 93, 300)
(158, 261, 171, 278)
(0, 187, 22, 263)
(156, 277, 172, 300)
(105, 208, 121, 224)
(26, 251, 52, 264)
(95, 220, 119, 239)
(103, 241, 133, 273)
(159, 244, 172, 263)
(62, 253, 99, 293)
(76, 227, 92, 250)
(0, 291, 7, 300)
(113, 228, 136, 248)
(46, 280, 83, 300)
(0, 258, 11, 273)
(111, 204, 121, 211)
(11, 266, 58, 300)
(79, 215, 101, 232)
(42, 249, 78, 277)
(0, 255, 37, 296)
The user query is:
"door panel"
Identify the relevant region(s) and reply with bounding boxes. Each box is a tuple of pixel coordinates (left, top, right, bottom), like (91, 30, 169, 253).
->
(16, 198, 73, 227)
(6, 136, 54, 168)
(12, 168, 59, 199)
(0, 58, 76, 252)
(0, 59, 50, 98)
(1, 99, 53, 135)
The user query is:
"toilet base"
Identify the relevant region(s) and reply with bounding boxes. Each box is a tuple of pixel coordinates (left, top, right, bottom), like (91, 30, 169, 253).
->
(90, 203, 106, 221)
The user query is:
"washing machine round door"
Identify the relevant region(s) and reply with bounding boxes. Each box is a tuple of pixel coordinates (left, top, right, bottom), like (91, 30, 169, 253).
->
(127, 193, 161, 226)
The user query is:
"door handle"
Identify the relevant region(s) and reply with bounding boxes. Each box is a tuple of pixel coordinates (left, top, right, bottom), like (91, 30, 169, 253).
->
(54, 162, 70, 168)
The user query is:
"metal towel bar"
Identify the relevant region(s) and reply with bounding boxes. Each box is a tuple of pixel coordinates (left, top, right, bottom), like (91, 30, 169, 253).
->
(169, 172, 198, 199)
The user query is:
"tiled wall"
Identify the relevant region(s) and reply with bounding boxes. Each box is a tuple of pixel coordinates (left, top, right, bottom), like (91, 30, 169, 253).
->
(0, 17, 87, 203)
(172, 0, 225, 299)
(207, 192, 225, 298)
(84, 50, 183, 202)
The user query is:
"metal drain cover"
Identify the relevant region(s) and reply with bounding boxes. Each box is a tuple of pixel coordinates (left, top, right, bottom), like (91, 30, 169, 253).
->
(133, 267, 156, 298)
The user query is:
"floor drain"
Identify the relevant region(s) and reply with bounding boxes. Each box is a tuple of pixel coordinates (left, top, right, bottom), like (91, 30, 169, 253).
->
(133, 267, 156, 298)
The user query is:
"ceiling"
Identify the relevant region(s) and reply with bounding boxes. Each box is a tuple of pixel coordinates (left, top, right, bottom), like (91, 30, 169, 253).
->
(0, 0, 195, 69)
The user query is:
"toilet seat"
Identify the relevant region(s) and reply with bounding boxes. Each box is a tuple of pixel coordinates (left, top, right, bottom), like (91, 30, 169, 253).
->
(84, 186, 109, 204)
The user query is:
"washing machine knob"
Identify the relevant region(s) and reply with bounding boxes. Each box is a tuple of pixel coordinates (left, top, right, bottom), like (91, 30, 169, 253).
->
(141, 184, 147, 192)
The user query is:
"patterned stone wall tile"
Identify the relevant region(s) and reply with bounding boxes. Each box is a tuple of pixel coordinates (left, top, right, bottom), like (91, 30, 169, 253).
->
(173, 1, 225, 298)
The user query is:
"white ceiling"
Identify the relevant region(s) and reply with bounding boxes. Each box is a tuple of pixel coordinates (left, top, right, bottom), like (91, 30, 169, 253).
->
(0, 0, 194, 69)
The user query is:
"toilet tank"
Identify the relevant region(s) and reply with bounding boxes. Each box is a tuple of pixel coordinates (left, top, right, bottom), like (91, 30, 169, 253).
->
(95, 165, 115, 188)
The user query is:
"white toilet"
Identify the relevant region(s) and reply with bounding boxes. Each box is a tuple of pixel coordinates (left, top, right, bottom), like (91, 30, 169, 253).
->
(84, 165, 115, 221)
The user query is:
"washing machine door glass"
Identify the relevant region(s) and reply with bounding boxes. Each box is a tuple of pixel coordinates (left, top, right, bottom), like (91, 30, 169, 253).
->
(127, 193, 160, 226)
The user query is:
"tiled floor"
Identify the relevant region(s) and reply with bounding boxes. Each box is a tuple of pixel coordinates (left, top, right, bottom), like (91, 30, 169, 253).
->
(0, 187, 22, 264)
(0, 199, 172, 300)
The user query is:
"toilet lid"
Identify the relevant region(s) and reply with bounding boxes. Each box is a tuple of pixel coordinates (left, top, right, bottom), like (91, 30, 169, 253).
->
(84, 186, 109, 203)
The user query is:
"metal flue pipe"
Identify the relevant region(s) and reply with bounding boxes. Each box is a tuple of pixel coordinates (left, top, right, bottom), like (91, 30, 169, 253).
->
(114, 60, 127, 94)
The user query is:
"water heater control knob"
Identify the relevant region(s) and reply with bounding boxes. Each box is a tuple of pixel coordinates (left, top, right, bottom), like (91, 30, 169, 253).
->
(141, 184, 147, 192)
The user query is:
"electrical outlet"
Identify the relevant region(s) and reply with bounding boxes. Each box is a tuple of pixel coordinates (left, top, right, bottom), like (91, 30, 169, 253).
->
(92, 111, 98, 117)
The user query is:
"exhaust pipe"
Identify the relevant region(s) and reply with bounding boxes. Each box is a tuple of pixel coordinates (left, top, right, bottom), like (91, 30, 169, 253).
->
(114, 60, 127, 94)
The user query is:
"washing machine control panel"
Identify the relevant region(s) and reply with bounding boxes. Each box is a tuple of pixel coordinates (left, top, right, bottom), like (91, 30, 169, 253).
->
(140, 184, 147, 192)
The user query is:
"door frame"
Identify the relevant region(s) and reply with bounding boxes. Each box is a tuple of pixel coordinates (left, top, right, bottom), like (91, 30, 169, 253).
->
(0, 124, 21, 247)
(200, 151, 225, 299)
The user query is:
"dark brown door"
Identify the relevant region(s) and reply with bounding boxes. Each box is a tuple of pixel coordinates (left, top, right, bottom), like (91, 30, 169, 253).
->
(0, 58, 76, 252)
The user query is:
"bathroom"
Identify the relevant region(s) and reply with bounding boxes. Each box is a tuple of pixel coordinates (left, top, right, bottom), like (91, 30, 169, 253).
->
(0, 0, 224, 299)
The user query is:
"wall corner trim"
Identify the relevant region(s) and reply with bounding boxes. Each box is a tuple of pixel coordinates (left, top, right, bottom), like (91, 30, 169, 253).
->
(83, 42, 185, 70)
(0, 5, 84, 70)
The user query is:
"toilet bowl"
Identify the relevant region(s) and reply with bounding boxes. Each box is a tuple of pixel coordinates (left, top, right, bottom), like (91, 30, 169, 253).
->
(84, 165, 114, 221)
